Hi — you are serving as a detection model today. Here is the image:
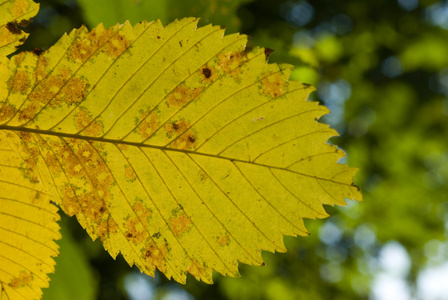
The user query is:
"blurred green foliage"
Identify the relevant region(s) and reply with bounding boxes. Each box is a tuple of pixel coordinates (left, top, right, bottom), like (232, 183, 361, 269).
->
(77, 0, 252, 32)
(24, 0, 448, 299)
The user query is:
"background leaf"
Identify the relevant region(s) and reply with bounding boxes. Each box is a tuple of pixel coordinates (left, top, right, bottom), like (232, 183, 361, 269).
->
(42, 216, 97, 300)
(0, 131, 60, 300)
(0, 0, 39, 56)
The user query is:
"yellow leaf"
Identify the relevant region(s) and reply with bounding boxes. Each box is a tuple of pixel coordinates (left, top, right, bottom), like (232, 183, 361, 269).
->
(0, 0, 39, 57)
(0, 6, 361, 290)
(0, 131, 60, 300)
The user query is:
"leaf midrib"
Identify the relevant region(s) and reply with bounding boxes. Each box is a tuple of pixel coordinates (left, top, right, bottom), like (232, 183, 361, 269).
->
(0, 125, 353, 186)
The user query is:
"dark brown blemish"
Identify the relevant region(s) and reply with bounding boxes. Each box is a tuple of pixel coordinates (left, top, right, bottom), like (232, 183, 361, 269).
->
(142, 241, 169, 273)
(170, 130, 198, 150)
(6, 22, 21, 35)
(152, 232, 161, 238)
(18, 19, 32, 27)
(126, 233, 133, 238)
(32, 47, 43, 56)
(165, 119, 190, 137)
(302, 83, 312, 88)
(157, 36, 161, 39)
(188, 135, 196, 143)
(202, 67, 212, 79)
(264, 48, 274, 60)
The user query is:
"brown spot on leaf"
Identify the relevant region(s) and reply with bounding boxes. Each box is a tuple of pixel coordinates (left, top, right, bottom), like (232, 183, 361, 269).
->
(17, 102, 39, 123)
(0, 104, 16, 122)
(261, 73, 286, 98)
(188, 135, 196, 143)
(117, 144, 128, 151)
(69, 40, 94, 63)
(44, 152, 62, 176)
(96, 218, 118, 240)
(218, 51, 245, 77)
(217, 234, 229, 246)
(103, 33, 129, 58)
(137, 111, 159, 140)
(74, 108, 103, 136)
(167, 85, 203, 108)
(9, 70, 30, 94)
(6, 22, 21, 35)
(55, 139, 116, 234)
(169, 213, 192, 237)
(165, 119, 190, 137)
(125, 165, 137, 181)
(202, 67, 212, 79)
(78, 192, 107, 224)
(17, 133, 40, 182)
(70, 27, 129, 62)
(29, 74, 65, 106)
(133, 202, 152, 221)
(32, 47, 43, 56)
(124, 221, 146, 244)
(13, 51, 25, 65)
(52, 76, 87, 106)
(264, 48, 274, 60)
(9, 271, 32, 289)
(17, 19, 32, 28)
(58, 67, 72, 81)
(61, 185, 80, 216)
(170, 130, 198, 150)
(143, 241, 168, 273)
(108, 218, 118, 233)
(187, 259, 207, 280)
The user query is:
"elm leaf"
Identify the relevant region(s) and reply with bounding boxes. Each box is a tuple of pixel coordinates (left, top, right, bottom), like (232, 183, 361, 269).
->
(0, 0, 361, 294)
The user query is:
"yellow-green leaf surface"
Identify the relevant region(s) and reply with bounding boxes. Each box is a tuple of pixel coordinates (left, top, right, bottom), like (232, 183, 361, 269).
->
(0, 0, 39, 56)
(1, 1, 61, 299)
(0, 14, 361, 286)
(0, 130, 60, 299)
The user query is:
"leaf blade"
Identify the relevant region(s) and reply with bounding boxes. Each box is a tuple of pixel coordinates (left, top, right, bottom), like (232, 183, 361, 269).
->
(1, 17, 362, 285)
(0, 0, 39, 57)
(0, 131, 60, 300)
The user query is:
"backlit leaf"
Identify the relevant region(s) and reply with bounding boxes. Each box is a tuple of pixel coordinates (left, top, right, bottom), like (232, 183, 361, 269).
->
(0, 1, 361, 291)
(0, 130, 60, 299)
(1, 1, 61, 299)
(0, 0, 39, 56)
